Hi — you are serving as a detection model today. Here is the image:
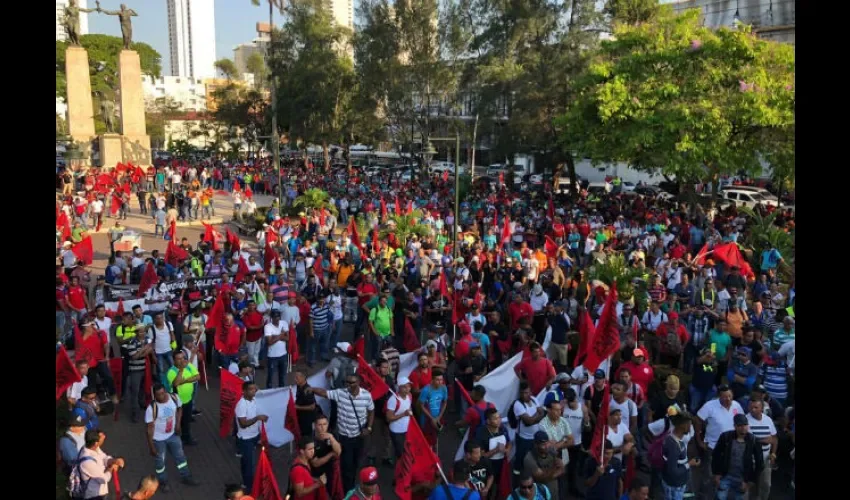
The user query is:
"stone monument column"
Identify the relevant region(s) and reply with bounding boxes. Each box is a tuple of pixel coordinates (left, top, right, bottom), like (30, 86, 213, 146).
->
(118, 50, 152, 166)
(65, 47, 96, 165)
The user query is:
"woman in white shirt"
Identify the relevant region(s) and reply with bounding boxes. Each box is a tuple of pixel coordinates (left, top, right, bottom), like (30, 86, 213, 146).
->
(386, 377, 414, 459)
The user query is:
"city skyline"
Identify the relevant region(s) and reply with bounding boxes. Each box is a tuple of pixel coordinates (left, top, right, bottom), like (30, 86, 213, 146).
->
(167, 0, 217, 80)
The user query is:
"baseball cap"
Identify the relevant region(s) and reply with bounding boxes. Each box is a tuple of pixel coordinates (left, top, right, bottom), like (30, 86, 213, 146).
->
(533, 431, 549, 443)
(554, 373, 571, 383)
(397, 376, 411, 386)
(737, 346, 752, 356)
(69, 414, 87, 428)
(733, 414, 749, 427)
(632, 348, 645, 358)
(668, 312, 679, 320)
(360, 466, 379, 485)
(425, 340, 438, 350)
(594, 369, 606, 379)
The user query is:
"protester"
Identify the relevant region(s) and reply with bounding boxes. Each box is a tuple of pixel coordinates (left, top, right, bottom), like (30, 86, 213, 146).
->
(144, 383, 200, 492)
(235, 381, 268, 494)
(710, 414, 764, 500)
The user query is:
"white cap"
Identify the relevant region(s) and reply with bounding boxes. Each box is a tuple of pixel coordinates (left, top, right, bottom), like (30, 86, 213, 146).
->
(63, 241, 73, 247)
(336, 342, 352, 353)
(397, 376, 411, 386)
(134, 248, 145, 255)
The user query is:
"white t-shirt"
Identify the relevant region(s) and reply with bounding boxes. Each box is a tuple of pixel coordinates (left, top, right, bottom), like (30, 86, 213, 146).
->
(235, 397, 261, 439)
(386, 394, 412, 433)
(329, 294, 344, 321)
(280, 305, 301, 329)
(696, 399, 744, 449)
(746, 413, 777, 459)
(91, 200, 104, 214)
(605, 422, 631, 461)
(144, 395, 182, 441)
(94, 317, 112, 341)
(609, 397, 638, 426)
(562, 404, 584, 447)
(67, 375, 89, 401)
(265, 322, 287, 358)
(513, 399, 542, 440)
(148, 322, 175, 355)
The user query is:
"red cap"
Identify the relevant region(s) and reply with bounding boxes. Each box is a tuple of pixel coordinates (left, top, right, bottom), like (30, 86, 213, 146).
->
(669, 312, 679, 320)
(360, 466, 379, 485)
(288, 292, 297, 299)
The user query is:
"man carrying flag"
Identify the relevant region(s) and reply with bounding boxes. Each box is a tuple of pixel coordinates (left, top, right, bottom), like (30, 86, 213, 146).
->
(235, 381, 269, 496)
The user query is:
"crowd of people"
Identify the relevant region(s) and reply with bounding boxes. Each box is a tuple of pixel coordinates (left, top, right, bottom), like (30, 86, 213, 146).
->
(56, 156, 796, 500)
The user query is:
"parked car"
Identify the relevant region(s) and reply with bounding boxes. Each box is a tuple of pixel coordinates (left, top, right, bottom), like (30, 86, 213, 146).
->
(587, 182, 612, 196)
(429, 161, 456, 174)
(718, 185, 778, 202)
(720, 188, 779, 209)
(634, 185, 662, 197)
(621, 181, 636, 192)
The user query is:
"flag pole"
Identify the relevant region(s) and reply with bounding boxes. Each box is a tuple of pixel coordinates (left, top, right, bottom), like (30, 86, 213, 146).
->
(201, 357, 209, 391)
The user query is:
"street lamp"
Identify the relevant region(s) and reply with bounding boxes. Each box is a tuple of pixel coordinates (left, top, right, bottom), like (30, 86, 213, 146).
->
(428, 134, 461, 258)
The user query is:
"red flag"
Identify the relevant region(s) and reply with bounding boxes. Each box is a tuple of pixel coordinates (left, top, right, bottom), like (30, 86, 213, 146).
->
(403, 318, 421, 352)
(288, 321, 299, 364)
(112, 469, 121, 494)
(574, 309, 596, 368)
(330, 459, 344, 500)
(137, 261, 158, 298)
(115, 298, 125, 317)
(693, 244, 711, 265)
(71, 236, 94, 265)
(226, 228, 242, 253)
(380, 197, 388, 220)
(55, 346, 82, 400)
(319, 208, 327, 228)
(472, 288, 483, 308)
(233, 179, 241, 192)
(394, 419, 440, 500)
(235, 256, 251, 284)
(589, 382, 611, 462)
(394, 195, 401, 216)
(544, 235, 559, 259)
(701, 242, 755, 279)
(220, 368, 244, 438)
(57, 211, 73, 241)
(285, 389, 301, 442)
(166, 239, 189, 267)
(110, 357, 123, 421)
(251, 447, 284, 500)
(451, 295, 461, 326)
(348, 218, 362, 250)
(167, 220, 177, 241)
(353, 337, 365, 359)
(110, 192, 123, 215)
(442, 170, 449, 183)
(406, 200, 413, 215)
(623, 453, 636, 491)
(371, 228, 380, 254)
(260, 421, 269, 449)
(455, 379, 474, 407)
(501, 213, 512, 244)
(202, 223, 222, 251)
(356, 356, 390, 401)
(314, 255, 324, 281)
(497, 456, 512, 499)
(206, 292, 227, 332)
(264, 241, 280, 274)
(547, 196, 555, 220)
(439, 271, 451, 299)
(583, 283, 621, 374)
(143, 356, 153, 406)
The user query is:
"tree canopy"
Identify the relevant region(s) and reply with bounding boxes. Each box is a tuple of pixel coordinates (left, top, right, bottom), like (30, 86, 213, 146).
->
(56, 34, 162, 100)
(215, 58, 239, 80)
(557, 7, 795, 182)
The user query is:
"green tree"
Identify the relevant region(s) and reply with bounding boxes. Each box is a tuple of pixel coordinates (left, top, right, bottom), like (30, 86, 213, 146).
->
(56, 34, 161, 100)
(380, 210, 430, 247)
(558, 7, 795, 187)
(146, 97, 184, 149)
(215, 58, 239, 80)
(270, 0, 356, 171)
(246, 52, 268, 90)
(294, 188, 338, 215)
(604, 0, 660, 26)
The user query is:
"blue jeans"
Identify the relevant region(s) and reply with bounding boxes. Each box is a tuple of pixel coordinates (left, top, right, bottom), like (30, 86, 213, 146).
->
(330, 319, 343, 349)
(56, 311, 67, 339)
(155, 352, 174, 388)
(238, 436, 259, 494)
(715, 476, 745, 500)
(662, 480, 687, 500)
(267, 355, 288, 388)
(513, 436, 533, 474)
(689, 385, 717, 413)
(310, 327, 330, 364)
(219, 353, 236, 370)
(153, 434, 191, 483)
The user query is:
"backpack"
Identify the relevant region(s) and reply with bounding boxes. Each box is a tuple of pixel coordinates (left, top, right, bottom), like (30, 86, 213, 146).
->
(67, 450, 96, 499)
(663, 326, 683, 356)
(511, 483, 551, 500)
(150, 393, 180, 421)
(286, 462, 311, 498)
(471, 402, 496, 428)
(507, 399, 526, 429)
(648, 419, 672, 470)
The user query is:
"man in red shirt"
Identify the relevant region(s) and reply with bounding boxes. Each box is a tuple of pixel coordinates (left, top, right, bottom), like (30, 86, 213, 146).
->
(455, 385, 494, 436)
(66, 275, 90, 325)
(614, 349, 654, 396)
(453, 322, 474, 360)
(217, 313, 245, 369)
(289, 437, 323, 500)
(356, 274, 378, 335)
(241, 301, 264, 369)
(507, 294, 534, 331)
(408, 352, 432, 402)
(654, 312, 690, 367)
(514, 342, 556, 395)
(76, 320, 118, 403)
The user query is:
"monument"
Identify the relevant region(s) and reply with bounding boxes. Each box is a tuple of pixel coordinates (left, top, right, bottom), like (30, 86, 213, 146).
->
(61, 2, 151, 168)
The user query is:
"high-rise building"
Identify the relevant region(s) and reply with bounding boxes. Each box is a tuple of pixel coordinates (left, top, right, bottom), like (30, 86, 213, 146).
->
(56, 0, 89, 42)
(326, 0, 354, 31)
(663, 0, 794, 44)
(233, 23, 271, 76)
(166, 0, 217, 80)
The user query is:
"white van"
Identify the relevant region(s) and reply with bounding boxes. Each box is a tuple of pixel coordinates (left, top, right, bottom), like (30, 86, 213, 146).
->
(720, 188, 778, 209)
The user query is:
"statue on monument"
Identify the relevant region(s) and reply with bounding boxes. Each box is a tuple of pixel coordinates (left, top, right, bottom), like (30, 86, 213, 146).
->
(96, 92, 117, 134)
(61, 0, 98, 47)
(95, 2, 138, 50)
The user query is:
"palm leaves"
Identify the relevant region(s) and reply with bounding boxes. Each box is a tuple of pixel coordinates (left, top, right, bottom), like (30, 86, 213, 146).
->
(587, 253, 646, 302)
(738, 207, 794, 269)
(379, 210, 430, 248)
(293, 188, 338, 216)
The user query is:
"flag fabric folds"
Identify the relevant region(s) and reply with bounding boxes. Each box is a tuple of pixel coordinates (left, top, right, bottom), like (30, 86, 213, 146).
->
(55, 346, 81, 400)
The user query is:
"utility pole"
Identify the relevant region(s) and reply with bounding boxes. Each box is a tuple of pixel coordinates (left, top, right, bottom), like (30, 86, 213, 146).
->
(269, 1, 282, 207)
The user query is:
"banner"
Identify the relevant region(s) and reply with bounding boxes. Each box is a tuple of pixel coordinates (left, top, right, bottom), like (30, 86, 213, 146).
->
(55, 346, 81, 400)
(356, 356, 390, 401)
(394, 419, 440, 500)
(220, 368, 244, 438)
(285, 389, 301, 443)
(251, 447, 284, 500)
(254, 387, 297, 447)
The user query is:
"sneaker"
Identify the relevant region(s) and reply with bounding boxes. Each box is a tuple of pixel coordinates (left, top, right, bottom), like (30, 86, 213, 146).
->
(181, 476, 201, 486)
(160, 483, 173, 493)
(192, 409, 202, 416)
(235, 452, 242, 458)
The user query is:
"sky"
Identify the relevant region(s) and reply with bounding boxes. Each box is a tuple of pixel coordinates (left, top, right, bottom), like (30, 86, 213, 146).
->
(87, 0, 268, 76)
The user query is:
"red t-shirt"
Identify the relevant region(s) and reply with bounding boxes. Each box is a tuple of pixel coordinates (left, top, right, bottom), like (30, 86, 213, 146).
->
(298, 301, 311, 326)
(454, 334, 474, 360)
(290, 462, 321, 500)
(67, 286, 87, 310)
(515, 357, 556, 395)
(78, 331, 108, 365)
(577, 223, 591, 239)
(409, 367, 432, 393)
(357, 283, 378, 306)
(242, 311, 265, 342)
(507, 302, 534, 330)
(56, 288, 66, 312)
(219, 325, 243, 355)
(463, 400, 495, 436)
(669, 244, 687, 260)
(615, 361, 655, 395)
(655, 323, 690, 346)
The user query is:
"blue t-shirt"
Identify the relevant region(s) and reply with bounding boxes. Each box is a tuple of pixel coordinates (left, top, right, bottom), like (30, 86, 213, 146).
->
(428, 484, 481, 500)
(419, 384, 448, 418)
(760, 249, 782, 271)
(472, 332, 491, 358)
(482, 234, 497, 250)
